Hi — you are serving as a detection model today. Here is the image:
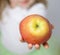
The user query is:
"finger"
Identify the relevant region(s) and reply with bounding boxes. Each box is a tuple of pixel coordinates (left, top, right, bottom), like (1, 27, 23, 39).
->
(28, 44, 33, 49)
(50, 24, 54, 29)
(35, 44, 40, 49)
(20, 38, 25, 42)
(43, 42, 49, 49)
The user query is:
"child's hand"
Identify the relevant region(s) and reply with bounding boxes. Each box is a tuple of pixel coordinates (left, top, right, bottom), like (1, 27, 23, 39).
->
(20, 38, 49, 49)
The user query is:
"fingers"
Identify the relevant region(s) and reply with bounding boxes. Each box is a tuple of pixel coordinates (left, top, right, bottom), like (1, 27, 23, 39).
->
(28, 44, 40, 49)
(20, 38, 49, 49)
(50, 24, 54, 29)
(35, 44, 40, 49)
(28, 44, 33, 49)
(20, 38, 25, 42)
(43, 42, 49, 49)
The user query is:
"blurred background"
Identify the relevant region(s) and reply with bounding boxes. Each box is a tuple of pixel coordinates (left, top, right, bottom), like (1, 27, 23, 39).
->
(0, 0, 60, 55)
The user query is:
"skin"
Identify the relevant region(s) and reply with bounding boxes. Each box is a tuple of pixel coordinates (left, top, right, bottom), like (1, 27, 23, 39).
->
(9, 0, 52, 49)
(20, 38, 49, 49)
(9, 0, 35, 8)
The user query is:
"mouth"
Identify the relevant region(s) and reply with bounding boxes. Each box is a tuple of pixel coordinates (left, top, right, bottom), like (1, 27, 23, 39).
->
(20, 0, 29, 5)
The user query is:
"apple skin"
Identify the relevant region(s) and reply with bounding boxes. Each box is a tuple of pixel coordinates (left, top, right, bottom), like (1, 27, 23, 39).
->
(19, 14, 53, 45)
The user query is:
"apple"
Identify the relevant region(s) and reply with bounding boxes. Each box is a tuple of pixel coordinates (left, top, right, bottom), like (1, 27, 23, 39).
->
(19, 14, 53, 45)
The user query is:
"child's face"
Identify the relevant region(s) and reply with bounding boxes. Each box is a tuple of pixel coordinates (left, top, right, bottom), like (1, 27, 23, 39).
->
(9, 0, 35, 8)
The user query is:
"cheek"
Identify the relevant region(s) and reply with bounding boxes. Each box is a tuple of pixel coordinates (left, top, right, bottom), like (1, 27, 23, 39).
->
(9, 0, 18, 4)
(28, 0, 35, 5)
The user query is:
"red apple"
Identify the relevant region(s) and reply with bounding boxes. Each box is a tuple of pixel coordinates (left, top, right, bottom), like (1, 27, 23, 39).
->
(19, 14, 53, 45)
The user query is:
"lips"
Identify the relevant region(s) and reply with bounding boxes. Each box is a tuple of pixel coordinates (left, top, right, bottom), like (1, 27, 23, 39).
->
(20, 0, 29, 4)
